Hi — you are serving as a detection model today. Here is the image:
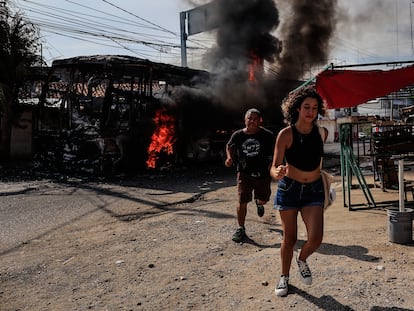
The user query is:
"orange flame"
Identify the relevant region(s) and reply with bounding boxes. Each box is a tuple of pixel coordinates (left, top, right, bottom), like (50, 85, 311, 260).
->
(248, 53, 263, 82)
(146, 108, 176, 169)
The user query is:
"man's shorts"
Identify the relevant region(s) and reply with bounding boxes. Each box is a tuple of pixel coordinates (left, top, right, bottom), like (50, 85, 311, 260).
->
(274, 176, 324, 210)
(237, 172, 271, 204)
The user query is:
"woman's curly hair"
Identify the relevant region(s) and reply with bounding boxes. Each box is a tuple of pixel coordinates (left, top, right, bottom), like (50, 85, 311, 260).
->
(281, 85, 326, 125)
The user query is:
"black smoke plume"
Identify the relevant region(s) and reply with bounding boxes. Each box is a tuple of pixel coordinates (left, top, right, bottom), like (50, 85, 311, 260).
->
(178, 0, 338, 111)
(275, 0, 338, 80)
(168, 0, 338, 161)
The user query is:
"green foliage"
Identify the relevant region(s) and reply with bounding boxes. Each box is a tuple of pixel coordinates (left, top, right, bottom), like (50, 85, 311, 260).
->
(0, 2, 41, 159)
(0, 4, 41, 86)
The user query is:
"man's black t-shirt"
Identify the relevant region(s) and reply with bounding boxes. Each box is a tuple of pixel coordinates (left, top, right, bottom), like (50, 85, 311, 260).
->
(226, 127, 275, 176)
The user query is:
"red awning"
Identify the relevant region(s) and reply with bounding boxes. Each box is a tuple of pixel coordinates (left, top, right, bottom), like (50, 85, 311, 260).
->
(315, 65, 414, 109)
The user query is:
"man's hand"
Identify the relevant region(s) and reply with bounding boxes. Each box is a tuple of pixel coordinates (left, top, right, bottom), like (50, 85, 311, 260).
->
(225, 157, 233, 167)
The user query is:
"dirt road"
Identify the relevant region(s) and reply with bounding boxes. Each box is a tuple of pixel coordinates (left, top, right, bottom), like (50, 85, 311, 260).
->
(0, 163, 413, 311)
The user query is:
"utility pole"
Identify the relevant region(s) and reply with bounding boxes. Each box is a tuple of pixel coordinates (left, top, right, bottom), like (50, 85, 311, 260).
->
(410, 0, 414, 55)
(0, 1, 6, 13)
(40, 43, 43, 67)
(179, 11, 188, 68)
(396, 1, 400, 59)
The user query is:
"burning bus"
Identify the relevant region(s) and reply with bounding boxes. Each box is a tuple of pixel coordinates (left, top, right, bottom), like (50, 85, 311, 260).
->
(28, 54, 297, 175)
(31, 55, 250, 174)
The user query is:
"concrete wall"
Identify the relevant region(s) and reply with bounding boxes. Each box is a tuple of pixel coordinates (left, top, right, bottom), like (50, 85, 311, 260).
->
(10, 110, 33, 159)
(318, 119, 337, 143)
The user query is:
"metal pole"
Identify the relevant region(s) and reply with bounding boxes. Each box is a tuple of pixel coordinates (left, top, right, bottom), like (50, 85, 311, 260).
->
(398, 159, 405, 212)
(410, 0, 414, 54)
(40, 43, 43, 67)
(332, 60, 414, 69)
(291, 63, 333, 93)
(396, 1, 400, 59)
(180, 11, 188, 68)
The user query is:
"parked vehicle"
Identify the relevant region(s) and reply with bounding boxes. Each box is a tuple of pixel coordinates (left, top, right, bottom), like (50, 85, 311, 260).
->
(358, 132, 366, 139)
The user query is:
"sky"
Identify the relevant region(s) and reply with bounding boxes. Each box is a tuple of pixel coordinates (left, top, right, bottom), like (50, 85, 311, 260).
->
(9, 0, 414, 73)
(10, 0, 200, 66)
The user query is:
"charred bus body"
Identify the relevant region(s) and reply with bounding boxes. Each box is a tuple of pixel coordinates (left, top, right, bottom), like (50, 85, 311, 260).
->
(32, 55, 266, 174)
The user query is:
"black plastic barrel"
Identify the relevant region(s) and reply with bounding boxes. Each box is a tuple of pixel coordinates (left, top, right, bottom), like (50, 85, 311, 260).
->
(387, 208, 414, 244)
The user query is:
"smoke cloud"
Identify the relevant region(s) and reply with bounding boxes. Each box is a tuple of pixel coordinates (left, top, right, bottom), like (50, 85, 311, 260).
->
(335, 1, 409, 62)
(171, 0, 339, 143)
(181, 1, 339, 103)
(275, 0, 338, 80)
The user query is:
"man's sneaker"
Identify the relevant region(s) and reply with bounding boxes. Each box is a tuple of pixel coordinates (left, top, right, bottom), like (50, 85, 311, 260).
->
(275, 275, 289, 297)
(255, 200, 264, 217)
(296, 257, 312, 285)
(232, 227, 245, 242)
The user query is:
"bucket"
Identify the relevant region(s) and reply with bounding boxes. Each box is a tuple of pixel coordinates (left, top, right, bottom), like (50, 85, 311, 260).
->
(387, 208, 414, 244)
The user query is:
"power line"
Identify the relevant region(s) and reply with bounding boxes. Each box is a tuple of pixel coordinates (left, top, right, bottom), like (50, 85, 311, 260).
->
(100, 0, 177, 36)
(14, 0, 210, 63)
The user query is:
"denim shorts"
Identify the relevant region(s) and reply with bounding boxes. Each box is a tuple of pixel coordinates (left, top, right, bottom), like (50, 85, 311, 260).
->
(274, 176, 324, 210)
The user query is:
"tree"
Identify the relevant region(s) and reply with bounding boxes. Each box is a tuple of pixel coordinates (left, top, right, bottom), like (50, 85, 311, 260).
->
(0, 1, 41, 160)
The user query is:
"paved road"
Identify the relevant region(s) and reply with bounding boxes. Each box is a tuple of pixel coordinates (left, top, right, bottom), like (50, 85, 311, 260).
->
(0, 170, 233, 255)
(0, 180, 102, 253)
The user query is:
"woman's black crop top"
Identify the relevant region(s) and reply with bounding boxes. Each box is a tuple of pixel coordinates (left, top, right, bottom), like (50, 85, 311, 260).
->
(285, 125, 323, 171)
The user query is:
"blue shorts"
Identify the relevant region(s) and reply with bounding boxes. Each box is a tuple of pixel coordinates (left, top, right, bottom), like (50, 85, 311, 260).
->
(274, 176, 324, 210)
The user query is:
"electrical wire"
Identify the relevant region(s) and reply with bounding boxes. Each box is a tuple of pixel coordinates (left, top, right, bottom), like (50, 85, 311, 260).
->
(12, 0, 212, 65)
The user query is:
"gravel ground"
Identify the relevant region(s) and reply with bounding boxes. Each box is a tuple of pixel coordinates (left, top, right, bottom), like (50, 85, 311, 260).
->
(0, 159, 413, 311)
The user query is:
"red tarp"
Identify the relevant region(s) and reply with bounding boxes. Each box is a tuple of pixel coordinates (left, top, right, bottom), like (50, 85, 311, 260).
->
(315, 65, 414, 109)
